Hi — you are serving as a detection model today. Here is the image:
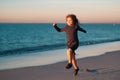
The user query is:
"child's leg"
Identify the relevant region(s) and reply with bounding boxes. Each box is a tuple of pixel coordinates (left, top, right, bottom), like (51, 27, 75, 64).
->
(67, 48, 72, 63)
(67, 48, 78, 69)
(67, 48, 79, 76)
(72, 52, 79, 76)
(71, 52, 78, 69)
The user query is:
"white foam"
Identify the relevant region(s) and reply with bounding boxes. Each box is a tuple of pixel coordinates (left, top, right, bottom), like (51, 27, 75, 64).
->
(0, 41, 120, 70)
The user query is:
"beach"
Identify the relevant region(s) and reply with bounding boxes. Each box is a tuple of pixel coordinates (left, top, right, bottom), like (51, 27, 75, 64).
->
(0, 42, 120, 80)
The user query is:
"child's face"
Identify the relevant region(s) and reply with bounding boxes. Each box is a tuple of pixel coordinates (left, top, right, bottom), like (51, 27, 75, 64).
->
(66, 17, 74, 27)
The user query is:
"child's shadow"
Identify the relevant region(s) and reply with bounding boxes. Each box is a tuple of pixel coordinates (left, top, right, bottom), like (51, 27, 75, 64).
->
(84, 68, 120, 74)
(83, 68, 106, 73)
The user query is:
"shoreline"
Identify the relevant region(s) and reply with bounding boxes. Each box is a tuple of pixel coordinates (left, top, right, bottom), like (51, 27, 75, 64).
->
(0, 50, 120, 80)
(0, 41, 120, 71)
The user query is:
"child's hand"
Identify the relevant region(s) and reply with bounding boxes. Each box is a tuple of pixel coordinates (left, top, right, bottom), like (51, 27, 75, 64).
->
(53, 23, 56, 26)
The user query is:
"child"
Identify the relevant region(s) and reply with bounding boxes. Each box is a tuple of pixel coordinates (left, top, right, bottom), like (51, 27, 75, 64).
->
(53, 14, 87, 76)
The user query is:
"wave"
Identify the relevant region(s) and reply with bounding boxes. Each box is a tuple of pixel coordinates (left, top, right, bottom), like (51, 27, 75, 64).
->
(0, 38, 120, 56)
(0, 43, 66, 56)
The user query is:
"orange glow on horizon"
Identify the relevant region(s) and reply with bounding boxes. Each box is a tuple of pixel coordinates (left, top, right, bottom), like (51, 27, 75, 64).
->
(0, 0, 120, 23)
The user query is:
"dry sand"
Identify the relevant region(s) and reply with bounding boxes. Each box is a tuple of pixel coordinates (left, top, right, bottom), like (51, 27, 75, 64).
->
(0, 50, 120, 80)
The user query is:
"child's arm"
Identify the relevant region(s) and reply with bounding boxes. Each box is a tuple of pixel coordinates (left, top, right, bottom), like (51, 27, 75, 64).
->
(53, 23, 62, 32)
(77, 25, 87, 33)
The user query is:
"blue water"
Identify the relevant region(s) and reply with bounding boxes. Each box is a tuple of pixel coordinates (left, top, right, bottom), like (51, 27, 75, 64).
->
(0, 23, 120, 56)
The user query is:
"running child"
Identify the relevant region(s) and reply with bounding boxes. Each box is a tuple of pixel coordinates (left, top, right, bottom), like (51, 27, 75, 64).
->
(53, 14, 87, 76)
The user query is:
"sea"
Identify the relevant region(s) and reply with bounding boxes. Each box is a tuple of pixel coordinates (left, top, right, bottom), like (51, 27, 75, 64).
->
(0, 23, 120, 70)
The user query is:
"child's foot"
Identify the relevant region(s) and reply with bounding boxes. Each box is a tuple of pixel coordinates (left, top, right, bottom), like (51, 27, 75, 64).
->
(65, 63, 72, 69)
(73, 67, 79, 76)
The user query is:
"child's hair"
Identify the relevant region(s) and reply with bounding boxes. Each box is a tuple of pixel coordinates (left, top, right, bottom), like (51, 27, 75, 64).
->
(66, 14, 79, 25)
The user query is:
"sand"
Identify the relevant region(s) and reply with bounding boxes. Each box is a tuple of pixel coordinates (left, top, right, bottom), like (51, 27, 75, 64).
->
(0, 50, 120, 80)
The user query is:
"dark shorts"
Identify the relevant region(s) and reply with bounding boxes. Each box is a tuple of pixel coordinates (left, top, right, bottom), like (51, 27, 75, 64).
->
(66, 41, 79, 52)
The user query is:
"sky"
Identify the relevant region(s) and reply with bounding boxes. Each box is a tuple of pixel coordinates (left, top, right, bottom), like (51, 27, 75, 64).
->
(0, 0, 120, 23)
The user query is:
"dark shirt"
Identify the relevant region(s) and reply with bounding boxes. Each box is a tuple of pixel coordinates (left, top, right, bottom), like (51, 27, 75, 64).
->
(54, 25, 86, 44)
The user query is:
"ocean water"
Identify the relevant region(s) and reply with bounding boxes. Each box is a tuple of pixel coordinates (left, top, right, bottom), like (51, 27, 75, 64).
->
(0, 23, 120, 70)
(0, 23, 120, 56)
